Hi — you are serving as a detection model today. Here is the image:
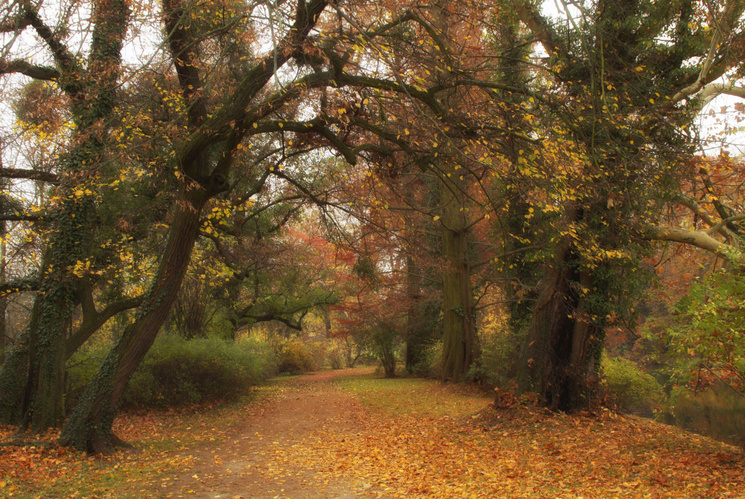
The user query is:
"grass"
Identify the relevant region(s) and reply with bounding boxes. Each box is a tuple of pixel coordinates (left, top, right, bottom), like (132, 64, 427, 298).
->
(4, 369, 744, 498)
(333, 372, 492, 418)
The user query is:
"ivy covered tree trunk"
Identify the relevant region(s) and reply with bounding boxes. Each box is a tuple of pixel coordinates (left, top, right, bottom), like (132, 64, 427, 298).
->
(60, 190, 206, 453)
(0, 0, 129, 430)
(520, 234, 604, 411)
(507, 0, 711, 410)
(492, 5, 540, 343)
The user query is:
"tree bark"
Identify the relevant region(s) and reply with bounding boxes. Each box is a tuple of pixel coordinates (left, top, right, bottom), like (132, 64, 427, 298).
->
(520, 232, 604, 411)
(0, 0, 130, 430)
(59, 188, 207, 453)
(439, 173, 478, 382)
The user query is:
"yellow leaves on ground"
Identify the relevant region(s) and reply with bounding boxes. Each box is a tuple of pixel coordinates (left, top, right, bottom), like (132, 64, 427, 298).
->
(293, 378, 743, 498)
(2, 372, 743, 498)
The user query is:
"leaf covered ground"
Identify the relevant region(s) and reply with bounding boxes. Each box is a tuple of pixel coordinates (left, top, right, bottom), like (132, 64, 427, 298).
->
(1, 368, 743, 498)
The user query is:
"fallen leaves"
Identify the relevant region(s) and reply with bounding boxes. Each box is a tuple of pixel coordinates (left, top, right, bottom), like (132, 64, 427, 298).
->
(1, 371, 743, 498)
(274, 376, 745, 498)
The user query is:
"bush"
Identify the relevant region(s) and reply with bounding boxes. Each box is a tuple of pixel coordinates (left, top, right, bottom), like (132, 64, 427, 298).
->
(325, 344, 345, 370)
(67, 333, 275, 409)
(411, 340, 442, 378)
(276, 338, 318, 374)
(602, 356, 664, 416)
(468, 332, 514, 387)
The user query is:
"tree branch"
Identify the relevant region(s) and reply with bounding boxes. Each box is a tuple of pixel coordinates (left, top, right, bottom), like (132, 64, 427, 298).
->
(0, 168, 59, 184)
(0, 10, 32, 33)
(21, 0, 77, 76)
(67, 281, 144, 357)
(699, 83, 745, 106)
(0, 278, 39, 296)
(640, 225, 743, 264)
(672, 0, 742, 102)
(509, 0, 562, 56)
(0, 59, 59, 80)
(0, 214, 42, 222)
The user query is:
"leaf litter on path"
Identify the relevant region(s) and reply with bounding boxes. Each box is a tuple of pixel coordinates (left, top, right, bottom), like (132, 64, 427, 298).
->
(2, 368, 744, 498)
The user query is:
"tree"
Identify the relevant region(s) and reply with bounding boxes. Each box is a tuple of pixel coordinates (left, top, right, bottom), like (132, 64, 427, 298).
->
(58, 0, 333, 452)
(0, 0, 130, 430)
(509, 0, 745, 410)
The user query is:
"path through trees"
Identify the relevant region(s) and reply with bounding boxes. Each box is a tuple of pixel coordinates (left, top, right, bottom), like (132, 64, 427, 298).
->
(1, 368, 744, 497)
(166, 370, 377, 498)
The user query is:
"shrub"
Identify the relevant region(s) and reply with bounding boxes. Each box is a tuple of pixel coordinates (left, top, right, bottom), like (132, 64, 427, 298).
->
(411, 340, 442, 378)
(602, 356, 664, 416)
(468, 331, 514, 387)
(325, 344, 345, 370)
(276, 338, 317, 374)
(67, 333, 275, 409)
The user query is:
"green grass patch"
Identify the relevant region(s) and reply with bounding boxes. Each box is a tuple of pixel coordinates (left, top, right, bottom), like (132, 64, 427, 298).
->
(334, 373, 491, 418)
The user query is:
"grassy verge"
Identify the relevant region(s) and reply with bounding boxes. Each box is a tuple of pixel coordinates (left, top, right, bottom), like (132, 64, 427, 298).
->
(333, 372, 492, 418)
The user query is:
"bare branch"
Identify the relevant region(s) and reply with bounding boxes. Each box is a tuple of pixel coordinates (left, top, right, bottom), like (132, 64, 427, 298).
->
(0, 168, 59, 184)
(21, 1, 76, 74)
(0, 58, 59, 80)
(699, 83, 745, 106)
(672, 0, 742, 102)
(0, 11, 32, 33)
(640, 225, 743, 264)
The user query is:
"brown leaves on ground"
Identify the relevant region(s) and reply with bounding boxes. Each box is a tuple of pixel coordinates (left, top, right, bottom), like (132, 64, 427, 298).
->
(1, 370, 744, 498)
(273, 389, 745, 498)
(0, 401, 245, 497)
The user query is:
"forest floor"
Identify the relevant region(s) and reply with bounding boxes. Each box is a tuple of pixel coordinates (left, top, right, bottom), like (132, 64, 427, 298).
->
(1, 367, 744, 498)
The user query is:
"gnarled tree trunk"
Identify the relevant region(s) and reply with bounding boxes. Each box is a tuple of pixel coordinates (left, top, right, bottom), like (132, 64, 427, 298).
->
(520, 235, 603, 411)
(60, 189, 206, 453)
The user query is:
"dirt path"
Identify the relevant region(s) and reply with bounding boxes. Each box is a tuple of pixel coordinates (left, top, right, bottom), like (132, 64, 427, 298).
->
(162, 369, 382, 499)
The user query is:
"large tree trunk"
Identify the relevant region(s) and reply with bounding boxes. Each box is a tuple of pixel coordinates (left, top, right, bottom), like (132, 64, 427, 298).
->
(439, 174, 478, 382)
(520, 236, 603, 411)
(423, 1, 479, 383)
(0, 0, 129, 430)
(59, 189, 206, 453)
